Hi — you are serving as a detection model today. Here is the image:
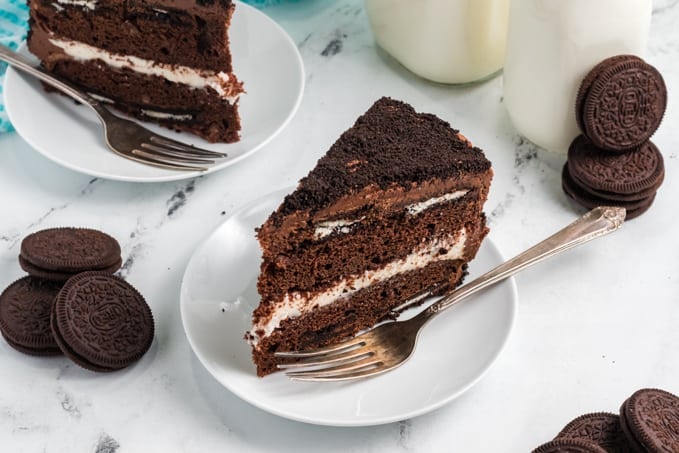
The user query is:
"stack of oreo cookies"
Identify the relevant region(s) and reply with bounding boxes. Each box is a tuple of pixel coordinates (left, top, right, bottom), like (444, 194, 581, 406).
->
(533, 387, 679, 452)
(0, 227, 154, 372)
(563, 55, 667, 220)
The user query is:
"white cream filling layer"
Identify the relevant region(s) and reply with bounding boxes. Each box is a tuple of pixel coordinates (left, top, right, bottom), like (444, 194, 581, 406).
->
(314, 217, 365, 239)
(141, 109, 193, 121)
(251, 228, 467, 344)
(405, 190, 468, 215)
(56, 0, 96, 10)
(48, 38, 241, 102)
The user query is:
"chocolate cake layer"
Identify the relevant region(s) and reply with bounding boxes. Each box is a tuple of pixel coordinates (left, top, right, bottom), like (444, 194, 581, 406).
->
(257, 195, 487, 303)
(251, 260, 468, 376)
(28, 0, 234, 72)
(36, 58, 241, 142)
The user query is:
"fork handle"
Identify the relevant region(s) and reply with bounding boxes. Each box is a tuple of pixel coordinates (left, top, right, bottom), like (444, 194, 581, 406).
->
(0, 44, 104, 115)
(425, 206, 626, 316)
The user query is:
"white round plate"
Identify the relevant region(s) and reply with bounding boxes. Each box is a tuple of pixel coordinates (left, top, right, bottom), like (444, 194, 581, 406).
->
(3, 1, 304, 182)
(180, 188, 518, 427)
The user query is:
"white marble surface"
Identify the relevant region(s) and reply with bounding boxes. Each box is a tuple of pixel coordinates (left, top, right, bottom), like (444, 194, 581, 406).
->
(1, 0, 678, 451)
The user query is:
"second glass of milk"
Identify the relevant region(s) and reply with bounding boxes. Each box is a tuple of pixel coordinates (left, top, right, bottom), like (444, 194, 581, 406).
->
(503, 0, 652, 154)
(364, 0, 510, 85)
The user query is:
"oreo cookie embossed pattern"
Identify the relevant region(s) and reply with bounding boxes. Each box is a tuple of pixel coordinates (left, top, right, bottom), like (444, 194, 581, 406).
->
(557, 412, 633, 453)
(575, 55, 644, 140)
(563, 137, 663, 220)
(579, 57, 667, 152)
(563, 55, 667, 220)
(52, 272, 154, 372)
(620, 389, 679, 452)
(568, 139, 664, 197)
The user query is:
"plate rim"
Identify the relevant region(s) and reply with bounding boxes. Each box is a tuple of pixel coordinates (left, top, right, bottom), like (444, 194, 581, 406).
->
(3, 1, 305, 183)
(180, 188, 519, 427)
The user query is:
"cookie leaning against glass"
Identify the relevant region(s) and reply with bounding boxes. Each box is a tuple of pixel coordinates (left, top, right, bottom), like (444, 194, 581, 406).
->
(575, 54, 667, 152)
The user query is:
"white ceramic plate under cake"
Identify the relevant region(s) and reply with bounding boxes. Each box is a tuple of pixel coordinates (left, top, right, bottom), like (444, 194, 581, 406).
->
(3, 1, 304, 183)
(180, 188, 519, 427)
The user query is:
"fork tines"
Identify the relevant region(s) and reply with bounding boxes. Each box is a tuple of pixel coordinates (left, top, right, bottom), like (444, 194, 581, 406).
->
(131, 136, 227, 171)
(285, 360, 384, 381)
(274, 337, 385, 381)
(147, 136, 227, 158)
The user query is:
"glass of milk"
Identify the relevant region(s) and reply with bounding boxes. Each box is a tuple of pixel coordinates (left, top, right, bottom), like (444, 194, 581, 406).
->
(364, 0, 510, 84)
(503, 0, 652, 154)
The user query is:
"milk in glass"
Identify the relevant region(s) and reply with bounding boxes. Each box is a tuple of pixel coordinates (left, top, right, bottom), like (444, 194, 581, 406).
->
(365, 0, 510, 84)
(503, 0, 652, 153)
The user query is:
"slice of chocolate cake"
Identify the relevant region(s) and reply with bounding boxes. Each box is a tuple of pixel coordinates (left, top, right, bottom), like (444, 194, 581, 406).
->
(27, 0, 244, 143)
(247, 97, 493, 376)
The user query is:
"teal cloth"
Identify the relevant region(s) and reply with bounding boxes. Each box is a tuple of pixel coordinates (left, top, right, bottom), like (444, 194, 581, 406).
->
(0, 0, 29, 133)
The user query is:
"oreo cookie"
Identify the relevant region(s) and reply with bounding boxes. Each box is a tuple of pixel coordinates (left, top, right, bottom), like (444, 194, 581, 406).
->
(562, 135, 663, 220)
(556, 412, 633, 453)
(20, 227, 122, 281)
(532, 438, 607, 453)
(562, 164, 656, 220)
(0, 277, 62, 356)
(581, 55, 667, 152)
(568, 136, 664, 196)
(619, 388, 679, 452)
(52, 272, 154, 372)
(575, 55, 643, 138)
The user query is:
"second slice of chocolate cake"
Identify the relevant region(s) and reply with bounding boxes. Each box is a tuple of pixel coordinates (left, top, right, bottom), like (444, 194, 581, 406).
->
(247, 97, 493, 376)
(27, 0, 244, 143)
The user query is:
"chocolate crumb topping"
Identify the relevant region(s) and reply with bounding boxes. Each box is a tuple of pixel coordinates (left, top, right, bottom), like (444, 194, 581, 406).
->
(276, 97, 491, 219)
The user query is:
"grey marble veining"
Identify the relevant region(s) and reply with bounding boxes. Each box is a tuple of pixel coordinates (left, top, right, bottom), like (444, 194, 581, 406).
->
(0, 0, 678, 451)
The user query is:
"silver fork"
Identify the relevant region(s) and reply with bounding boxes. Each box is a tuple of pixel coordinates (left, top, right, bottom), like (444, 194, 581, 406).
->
(275, 206, 626, 381)
(0, 44, 226, 171)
